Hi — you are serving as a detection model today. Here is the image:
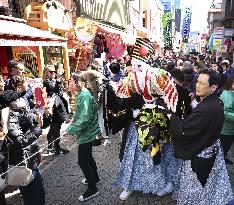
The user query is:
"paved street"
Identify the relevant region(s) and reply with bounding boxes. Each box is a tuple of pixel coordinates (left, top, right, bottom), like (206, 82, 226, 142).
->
(5, 126, 234, 205)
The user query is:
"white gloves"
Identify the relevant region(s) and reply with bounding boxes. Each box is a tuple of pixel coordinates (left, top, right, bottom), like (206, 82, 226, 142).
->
(191, 99, 198, 109)
(132, 109, 140, 118)
(103, 138, 111, 146)
(167, 114, 172, 119)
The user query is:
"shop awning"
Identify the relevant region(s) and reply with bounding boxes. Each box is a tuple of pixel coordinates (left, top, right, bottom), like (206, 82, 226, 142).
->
(0, 15, 67, 46)
(96, 23, 127, 36)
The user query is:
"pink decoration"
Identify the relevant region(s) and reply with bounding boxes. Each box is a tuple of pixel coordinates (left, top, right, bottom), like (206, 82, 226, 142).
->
(139, 45, 149, 57)
(109, 43, 126, 59)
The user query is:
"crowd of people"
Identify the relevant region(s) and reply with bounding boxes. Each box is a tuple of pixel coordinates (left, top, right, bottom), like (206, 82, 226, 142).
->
(0, 50, 234, 205)
(0, 60, 70, 205)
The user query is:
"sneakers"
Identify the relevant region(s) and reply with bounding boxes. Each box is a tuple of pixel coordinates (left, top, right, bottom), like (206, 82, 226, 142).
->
(81, 178, 100, 185)
(55, 148, 70, 155)
(78, 188, 99, 202)
(156, 182, 174, 197)
(45, 148, 55, 155)
(119, 190, 133, 200)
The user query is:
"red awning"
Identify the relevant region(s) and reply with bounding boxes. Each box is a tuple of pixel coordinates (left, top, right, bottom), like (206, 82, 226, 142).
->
(0, 15, 67, 46)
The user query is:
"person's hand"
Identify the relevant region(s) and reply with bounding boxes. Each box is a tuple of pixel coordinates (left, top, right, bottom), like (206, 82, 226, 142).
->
(189, 93, 195, 101)
(191, 99, 198, 109)
(167, 114, 172, 119)
(132, 109, 140, 118)
(0, 131, 6, 140)
(70, 118, 74, 124)
(103, 139, 111, 146)
(196, 57, 200, 63)
(44, 105, 50, 116)
(37, 112, 43, 128)
(44, 100, 52, 116)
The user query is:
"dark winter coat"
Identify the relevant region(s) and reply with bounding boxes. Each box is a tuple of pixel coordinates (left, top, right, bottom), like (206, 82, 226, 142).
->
(170, 93, 224, 160)
(44, 79, 69, 123)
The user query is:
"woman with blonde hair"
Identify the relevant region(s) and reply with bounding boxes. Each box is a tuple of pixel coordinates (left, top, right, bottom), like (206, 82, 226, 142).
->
(67, 72, 101, 202)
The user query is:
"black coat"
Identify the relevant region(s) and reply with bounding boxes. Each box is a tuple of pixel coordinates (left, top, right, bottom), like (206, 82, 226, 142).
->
(7, 111, 41, 169)
(0, 90, 24, 110)
(170, 93, 224, 160)
(44, 79, 69, 123)
(43, 79, 62, 97)
(175, 84, 192, 118)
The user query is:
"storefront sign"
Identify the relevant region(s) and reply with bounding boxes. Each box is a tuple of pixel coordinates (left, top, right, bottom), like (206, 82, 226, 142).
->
(213, 39, 222, 46)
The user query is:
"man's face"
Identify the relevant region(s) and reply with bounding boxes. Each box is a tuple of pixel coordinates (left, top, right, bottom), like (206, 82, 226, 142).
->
(210, 64, 217, 71)
(222, 64, 227, 71)
(47, 70, 56, 79)
(11, 64, 25, 76)
(196, 74, 217, 100)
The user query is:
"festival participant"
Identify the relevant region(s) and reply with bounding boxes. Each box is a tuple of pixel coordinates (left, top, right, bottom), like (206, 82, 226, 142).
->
(169, 69, 233, 205)
(114, 60, 178, 200)
(67, 72, 101, 202)
(158, 69, 193, 196)
(220, 75, 234, 165)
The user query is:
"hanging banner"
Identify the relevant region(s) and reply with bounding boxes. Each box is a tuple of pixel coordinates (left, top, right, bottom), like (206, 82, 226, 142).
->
(182, 7, 191, 43)
(162, 12, 173, 49)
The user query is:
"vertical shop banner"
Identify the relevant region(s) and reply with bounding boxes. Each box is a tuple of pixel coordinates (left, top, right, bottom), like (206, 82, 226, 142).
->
(182, 7, 191, 43)
(162, 12, 173, 49)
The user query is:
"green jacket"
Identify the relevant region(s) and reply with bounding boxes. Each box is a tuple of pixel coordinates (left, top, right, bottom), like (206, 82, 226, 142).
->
(220, 90, 234, 136)
(67, 88, 100, 144)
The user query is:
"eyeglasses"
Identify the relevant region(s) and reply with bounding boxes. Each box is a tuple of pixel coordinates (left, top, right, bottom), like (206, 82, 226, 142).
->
(49, 71, 56, 73)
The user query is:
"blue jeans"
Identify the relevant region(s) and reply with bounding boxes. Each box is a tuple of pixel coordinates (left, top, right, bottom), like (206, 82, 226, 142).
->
(19, 168, 45, 205)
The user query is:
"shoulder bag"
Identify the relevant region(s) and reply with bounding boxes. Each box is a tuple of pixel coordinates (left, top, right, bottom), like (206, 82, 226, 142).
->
(5, 151, 34, 186)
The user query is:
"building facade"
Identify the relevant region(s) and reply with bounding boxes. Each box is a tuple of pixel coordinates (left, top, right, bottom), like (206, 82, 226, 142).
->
(207, 0, 234, 62)
(79, 0, 131, 28)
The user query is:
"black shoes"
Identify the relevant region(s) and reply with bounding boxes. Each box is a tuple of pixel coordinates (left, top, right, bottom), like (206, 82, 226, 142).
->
(78, 188, 99, 202)
(45, 148, 69, 156)
(45, 148, 55, 155)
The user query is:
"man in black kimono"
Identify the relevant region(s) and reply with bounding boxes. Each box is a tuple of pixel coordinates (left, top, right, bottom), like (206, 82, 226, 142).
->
(169, 69, 223, 187)
(171, 69, 192, 119)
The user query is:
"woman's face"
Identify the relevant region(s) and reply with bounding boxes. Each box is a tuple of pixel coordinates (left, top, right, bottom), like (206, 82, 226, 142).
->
(69, 77, 79, 92)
